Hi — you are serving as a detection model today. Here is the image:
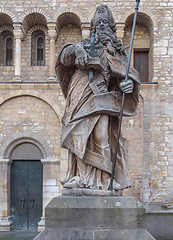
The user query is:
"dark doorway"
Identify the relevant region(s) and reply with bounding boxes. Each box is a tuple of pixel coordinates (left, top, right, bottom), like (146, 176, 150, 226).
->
(10, 143, 43, 230)
(134, 50, 149, 82)
(10, 160, 43, 230)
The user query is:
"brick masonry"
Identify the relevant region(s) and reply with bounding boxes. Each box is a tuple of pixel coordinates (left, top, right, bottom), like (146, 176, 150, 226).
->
(0, 0, 173, 230)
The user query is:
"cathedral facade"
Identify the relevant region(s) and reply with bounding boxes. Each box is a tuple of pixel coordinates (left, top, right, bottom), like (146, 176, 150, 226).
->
(0, 0, 172, 232)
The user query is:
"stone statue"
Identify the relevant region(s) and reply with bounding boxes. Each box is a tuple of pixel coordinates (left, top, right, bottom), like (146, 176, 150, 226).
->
(55, 4, 140, 195)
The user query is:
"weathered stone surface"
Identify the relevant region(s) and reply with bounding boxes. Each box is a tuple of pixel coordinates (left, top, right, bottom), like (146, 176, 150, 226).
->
(56, 4, 140, 193)
(1, 0, 173, 233)
(145, 212, 173, 240)
(35, 228, 155, 240)
(34, 196, 155, 240)
(45, 196, 144, 229)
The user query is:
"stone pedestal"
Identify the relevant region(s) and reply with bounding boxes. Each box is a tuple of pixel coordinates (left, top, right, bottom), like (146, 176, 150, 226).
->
(34, 196, 155, 240)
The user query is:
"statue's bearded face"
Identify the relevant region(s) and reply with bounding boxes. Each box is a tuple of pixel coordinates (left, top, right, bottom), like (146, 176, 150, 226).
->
(95, 18, 109, 32)
(94, 17, 113, 46)
(94, 16, 125, 56)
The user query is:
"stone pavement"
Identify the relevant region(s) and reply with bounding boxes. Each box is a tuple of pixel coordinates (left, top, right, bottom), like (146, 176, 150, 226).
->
(0, 231, 38, 240)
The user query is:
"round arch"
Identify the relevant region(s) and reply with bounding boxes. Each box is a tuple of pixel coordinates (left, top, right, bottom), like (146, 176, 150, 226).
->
(0, 92, 63, 120)
(0, 93, 61, 231)
(125, 11, 153, 37)
(56, 12, 82, 32)
(0, 9, 16, 22)
(123, 8, 154, 26)
(20, 8, 51, 23)
(10, 142, 43, 160)
(27, 25, 48, 35)
(0, 13, 13, 26)
(124, 11, 154, 83)
(0, 131, 52, 159)
(54, 7, 83, 23)
(22, 12, 48, 34)
(0, 25, 14, 34)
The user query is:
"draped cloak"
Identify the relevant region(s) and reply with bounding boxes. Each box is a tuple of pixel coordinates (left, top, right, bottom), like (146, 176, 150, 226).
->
(56, 41, 140, 190)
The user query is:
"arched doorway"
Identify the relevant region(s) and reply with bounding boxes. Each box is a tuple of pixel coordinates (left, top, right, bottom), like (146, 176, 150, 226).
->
(10, 143, 43, 230)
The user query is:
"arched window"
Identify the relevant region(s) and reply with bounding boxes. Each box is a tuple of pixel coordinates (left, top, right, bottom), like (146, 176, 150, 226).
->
(37, 36, 44, 66)
(124, 13, 153, 82)
(5, 36, 13, 66)
(0, 31, 13, 66)
(31, 30, 45, 66)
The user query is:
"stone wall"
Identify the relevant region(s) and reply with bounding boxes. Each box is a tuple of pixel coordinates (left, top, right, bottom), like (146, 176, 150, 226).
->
(0, 0, 173, 231)
(0, 83, 65, 230)
(21, 26, 49, 82)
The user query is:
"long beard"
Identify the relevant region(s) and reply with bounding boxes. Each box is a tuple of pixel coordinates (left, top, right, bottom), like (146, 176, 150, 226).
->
(95, 28, 126, 56)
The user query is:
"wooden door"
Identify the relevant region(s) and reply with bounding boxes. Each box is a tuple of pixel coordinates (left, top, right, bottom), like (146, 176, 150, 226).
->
(134, 50, 149, 82)
(10, 160, 43, 230)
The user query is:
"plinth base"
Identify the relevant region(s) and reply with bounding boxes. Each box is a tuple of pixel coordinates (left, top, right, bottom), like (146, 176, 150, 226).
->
(62, 187, 122, 196)
(34, 196, 156, 240)
(35, 228, 155, 240)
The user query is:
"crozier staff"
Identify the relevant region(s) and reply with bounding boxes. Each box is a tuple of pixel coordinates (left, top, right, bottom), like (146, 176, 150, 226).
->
(109, 0, 141, 192)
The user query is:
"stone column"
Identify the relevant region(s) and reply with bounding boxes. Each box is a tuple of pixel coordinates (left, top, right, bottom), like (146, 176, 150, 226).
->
(0, 159, 13, 231)
(13, 23, 24, 81)
(47, 23, 57, 81)
(116, 23, 125, 40)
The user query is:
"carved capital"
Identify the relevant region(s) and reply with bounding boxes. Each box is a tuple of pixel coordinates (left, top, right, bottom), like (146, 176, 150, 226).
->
(0, 159, 11, 165)
(47, 23, 58, 39)
(13, 23, 25, 40)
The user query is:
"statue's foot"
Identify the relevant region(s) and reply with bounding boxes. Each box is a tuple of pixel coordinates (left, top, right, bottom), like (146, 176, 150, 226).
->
(63, 181, 79, 189)
(63, 176, 83, 189)
(62, 187, 123, 196)
(111, 179, 122, 190)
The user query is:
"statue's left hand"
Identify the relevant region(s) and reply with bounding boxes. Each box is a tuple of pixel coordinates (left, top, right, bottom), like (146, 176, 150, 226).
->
(119, 79, 134, 94)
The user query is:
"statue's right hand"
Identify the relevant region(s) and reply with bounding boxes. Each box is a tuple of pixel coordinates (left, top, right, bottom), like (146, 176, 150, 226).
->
(75, 45, 88, 67)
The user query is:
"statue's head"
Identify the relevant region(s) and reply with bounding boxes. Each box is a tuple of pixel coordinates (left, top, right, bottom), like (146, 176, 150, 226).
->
(91, 4, 116, 33)
(91, 4, 125, 56)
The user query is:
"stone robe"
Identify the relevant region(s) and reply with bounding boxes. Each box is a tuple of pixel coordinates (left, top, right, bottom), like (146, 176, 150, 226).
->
(56, 39, 140, 190)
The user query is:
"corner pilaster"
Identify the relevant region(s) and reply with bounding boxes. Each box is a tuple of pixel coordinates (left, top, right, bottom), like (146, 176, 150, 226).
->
(0, 159, 13, 231)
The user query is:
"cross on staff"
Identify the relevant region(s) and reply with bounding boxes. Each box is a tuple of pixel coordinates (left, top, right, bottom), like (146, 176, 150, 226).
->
(84, 30, 102, 81)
